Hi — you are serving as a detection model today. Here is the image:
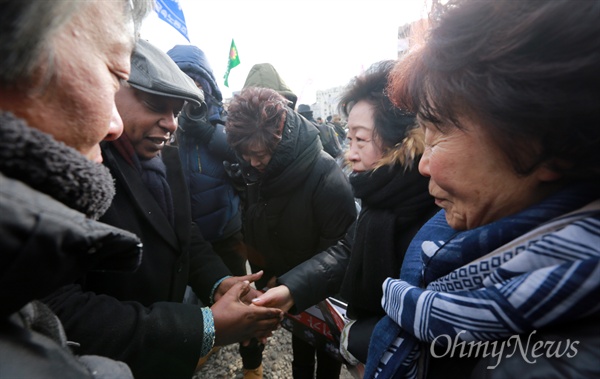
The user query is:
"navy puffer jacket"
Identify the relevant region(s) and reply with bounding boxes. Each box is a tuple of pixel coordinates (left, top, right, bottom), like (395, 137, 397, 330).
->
(167, 45, 241, 242)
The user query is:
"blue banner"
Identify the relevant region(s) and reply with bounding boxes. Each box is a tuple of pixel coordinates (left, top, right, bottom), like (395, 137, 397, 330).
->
(154, 0, 190, 41)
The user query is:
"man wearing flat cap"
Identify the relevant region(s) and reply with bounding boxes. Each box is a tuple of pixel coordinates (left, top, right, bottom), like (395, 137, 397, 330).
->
(44, 39, 282, 379)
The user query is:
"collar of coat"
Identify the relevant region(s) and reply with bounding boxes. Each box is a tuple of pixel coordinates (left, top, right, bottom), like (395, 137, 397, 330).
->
(240, 108, 323, 197)
(0, 111, 115, 219)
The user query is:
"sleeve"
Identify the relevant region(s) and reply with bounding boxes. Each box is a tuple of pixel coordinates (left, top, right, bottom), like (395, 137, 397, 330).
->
(312, 160, 357, 251)
(343, 316, 380, 364)
(43, 284, 204, 379)
(278, 222, 355, 313)
(199, 307, 215, 357)
(187, 222, 232, 305)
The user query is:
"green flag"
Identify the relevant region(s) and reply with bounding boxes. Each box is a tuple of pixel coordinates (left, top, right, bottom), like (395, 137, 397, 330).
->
(224, 39, 240, 88)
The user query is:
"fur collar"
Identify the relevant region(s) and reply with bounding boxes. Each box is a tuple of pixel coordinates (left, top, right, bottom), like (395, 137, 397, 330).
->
(0, 111, 115, 220)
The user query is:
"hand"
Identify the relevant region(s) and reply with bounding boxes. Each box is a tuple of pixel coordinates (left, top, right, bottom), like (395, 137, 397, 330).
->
(223, 161, 242, 181)
(251, 285, 295, 313)
(211, 281, 283, 346)
(214, 271, 264, 304)
(223, 161, 247, 194)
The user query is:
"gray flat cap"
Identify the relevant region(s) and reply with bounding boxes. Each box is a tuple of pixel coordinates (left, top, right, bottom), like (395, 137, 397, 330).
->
(129, 39, 204, 105)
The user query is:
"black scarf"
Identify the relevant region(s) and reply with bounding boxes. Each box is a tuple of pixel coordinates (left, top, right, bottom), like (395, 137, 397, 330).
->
(111, 135, 175, 226)
(241, 109, 322, 198)
(138, 156, 175, 227)
(340, 163, 435, 319)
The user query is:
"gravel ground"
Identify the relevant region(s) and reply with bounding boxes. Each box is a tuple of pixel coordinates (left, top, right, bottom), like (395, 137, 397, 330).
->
(193, 327, 356, 379)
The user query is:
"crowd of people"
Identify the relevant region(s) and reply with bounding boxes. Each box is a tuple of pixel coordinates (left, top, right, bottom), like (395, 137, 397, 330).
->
(1, 0, 598, 379)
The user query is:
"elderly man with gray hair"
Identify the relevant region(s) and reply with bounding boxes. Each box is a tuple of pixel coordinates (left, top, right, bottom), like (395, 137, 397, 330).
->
(0, 1, 152, 378)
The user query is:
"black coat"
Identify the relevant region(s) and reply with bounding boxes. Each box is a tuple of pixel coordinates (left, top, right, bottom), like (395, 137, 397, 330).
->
(240, 109, 356, 288)
(45, 143, 231, 379)
(278, 163, 437, 362)
(0, 113, 139, 378)
(279, 164, 436, 311)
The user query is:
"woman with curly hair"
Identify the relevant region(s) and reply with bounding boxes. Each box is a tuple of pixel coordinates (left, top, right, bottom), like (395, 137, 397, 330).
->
(226, 87, 357, 378)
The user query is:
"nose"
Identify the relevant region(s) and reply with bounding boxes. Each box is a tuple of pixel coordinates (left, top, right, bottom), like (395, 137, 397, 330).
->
(104, 103, 124, 141)
(158, 112, 178, 134)
(346, 142, 359, 163)
(418, 149, 431, 177)
(250, 157, 261, 168)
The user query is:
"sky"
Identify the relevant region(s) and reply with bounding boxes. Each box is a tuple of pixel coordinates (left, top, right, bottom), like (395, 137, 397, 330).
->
(140, 0, 429, 105)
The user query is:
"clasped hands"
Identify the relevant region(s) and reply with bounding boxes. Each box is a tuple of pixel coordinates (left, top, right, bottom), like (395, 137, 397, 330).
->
(210, 271, 288, 347)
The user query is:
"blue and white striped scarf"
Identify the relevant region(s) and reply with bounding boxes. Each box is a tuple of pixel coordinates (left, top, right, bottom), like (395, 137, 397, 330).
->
(365, 183, 600, 378)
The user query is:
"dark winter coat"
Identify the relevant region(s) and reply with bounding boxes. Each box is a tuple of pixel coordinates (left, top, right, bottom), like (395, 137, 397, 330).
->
(44, 142, 231, 379)
(0, 112, 139, 378)
(239, 109, 356, 289)
(315, 120, 342, 158)
(168, 45, 242, 242)
(278, 163, 437, 362)
(298, 111, 343, 159)
(331, 121, 347, 147)
(176, 113, 242, 242)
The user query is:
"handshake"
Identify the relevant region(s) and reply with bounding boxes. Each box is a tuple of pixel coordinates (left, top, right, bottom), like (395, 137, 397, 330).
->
(210, 271, 284, 347)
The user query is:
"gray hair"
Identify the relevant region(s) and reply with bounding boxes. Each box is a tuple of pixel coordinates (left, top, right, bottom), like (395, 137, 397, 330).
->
(0, 0, 153, 88)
